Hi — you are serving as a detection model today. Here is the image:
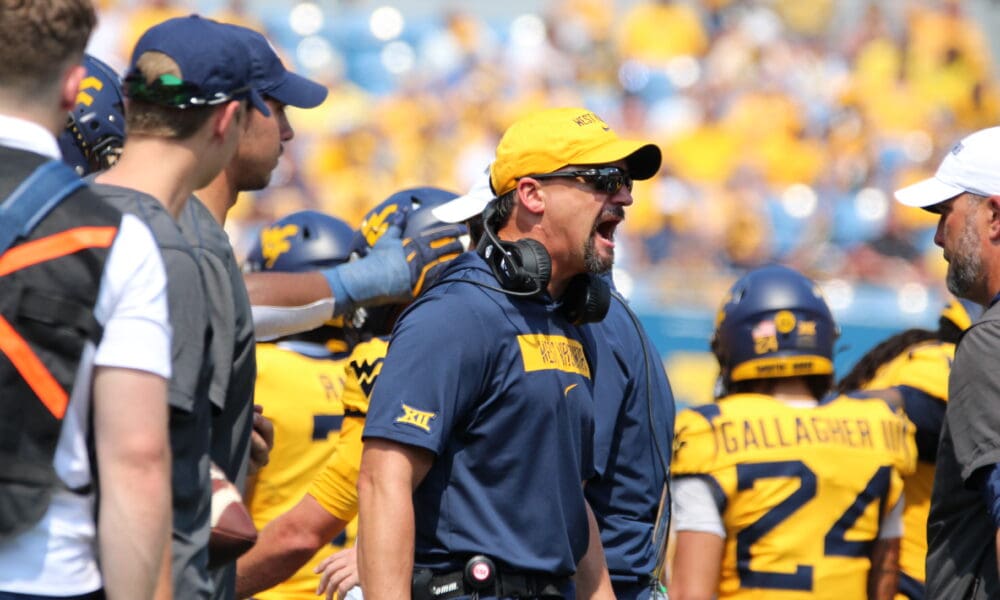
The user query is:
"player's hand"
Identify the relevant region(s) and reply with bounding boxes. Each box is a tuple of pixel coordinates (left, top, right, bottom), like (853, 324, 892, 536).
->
(322, 214, 466, 315)
(248, 405, 274, 475)
(315, 546, 360, 600)
(402, 223, 467, 296)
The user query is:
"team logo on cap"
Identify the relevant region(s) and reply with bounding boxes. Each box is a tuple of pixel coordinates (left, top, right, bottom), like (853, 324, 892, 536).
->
(951, 141, 965, 156)
(571, 111, 610, 131)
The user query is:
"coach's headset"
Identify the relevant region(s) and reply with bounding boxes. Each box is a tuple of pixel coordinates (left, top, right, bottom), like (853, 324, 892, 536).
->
(474, 200, 610, 325)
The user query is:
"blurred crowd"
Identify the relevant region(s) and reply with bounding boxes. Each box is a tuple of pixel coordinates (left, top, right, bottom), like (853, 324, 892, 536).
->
(88, 0, 999, 309)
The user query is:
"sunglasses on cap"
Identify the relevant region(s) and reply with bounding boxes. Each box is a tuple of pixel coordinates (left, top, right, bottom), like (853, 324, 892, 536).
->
(526, 167, 633, 195)
(124, 73, 250, 109)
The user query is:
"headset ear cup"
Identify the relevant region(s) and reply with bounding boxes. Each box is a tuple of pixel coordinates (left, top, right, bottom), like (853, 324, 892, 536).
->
(512, 239, 551, 293)
(561, 274, 611, 325)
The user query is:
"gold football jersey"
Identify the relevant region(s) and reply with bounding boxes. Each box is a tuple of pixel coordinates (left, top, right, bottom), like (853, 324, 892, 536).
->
(249, 343, 348, 600)
(672, 393, 916, 599)
(308, 336, 388, 523)
(863, 340, 954, 591)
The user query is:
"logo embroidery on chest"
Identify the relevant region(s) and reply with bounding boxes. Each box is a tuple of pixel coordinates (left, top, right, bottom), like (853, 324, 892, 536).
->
(517, 334, 591, 378)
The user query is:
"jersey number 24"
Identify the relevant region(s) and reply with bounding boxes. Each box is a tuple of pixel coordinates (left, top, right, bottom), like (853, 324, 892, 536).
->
(736, 460, 891, 590)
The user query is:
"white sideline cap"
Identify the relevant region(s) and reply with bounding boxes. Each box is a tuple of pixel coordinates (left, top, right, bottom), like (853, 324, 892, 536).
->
(432, 167, 494, 224)
(895, 127, 1000, 209)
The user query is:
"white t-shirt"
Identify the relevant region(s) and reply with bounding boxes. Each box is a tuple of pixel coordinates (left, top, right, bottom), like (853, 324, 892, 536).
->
(0, 117, 171, 595)
(0, 213, 171, 594)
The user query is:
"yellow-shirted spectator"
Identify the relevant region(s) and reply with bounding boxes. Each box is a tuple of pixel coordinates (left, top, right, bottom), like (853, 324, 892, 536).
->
(617, 0, 708, 64)
(754, 132, 826, 186)
(664, 121, 741, 184)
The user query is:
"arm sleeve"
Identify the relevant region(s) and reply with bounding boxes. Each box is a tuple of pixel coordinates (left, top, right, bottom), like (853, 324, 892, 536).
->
(251, 298, 336, 341)
(308, 414, 365, 521)
(93, 214, 171, 379)
(878, 495, 904, 539)
(672, 476, 726, 538)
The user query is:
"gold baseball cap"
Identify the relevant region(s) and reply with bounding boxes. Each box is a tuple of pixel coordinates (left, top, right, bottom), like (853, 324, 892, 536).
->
(490, 107, 662, 196)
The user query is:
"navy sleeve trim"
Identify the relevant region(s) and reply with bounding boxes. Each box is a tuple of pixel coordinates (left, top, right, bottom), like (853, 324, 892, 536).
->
(690, 404, 721, 424)
(897, 385, 946, 462)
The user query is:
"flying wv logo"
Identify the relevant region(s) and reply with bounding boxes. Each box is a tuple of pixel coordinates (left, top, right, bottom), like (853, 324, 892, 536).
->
(75, 75, 104, 106)
(350, 357, 384, 398)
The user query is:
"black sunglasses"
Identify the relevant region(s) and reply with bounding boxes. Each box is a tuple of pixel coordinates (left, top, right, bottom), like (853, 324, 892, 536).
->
(124, 73, 249, 109)
(527, 167, 633, 195)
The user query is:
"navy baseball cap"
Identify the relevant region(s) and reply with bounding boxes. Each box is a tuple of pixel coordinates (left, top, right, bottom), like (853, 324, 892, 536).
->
(126, 15, 268, 114)
(227, 25, 328, 112)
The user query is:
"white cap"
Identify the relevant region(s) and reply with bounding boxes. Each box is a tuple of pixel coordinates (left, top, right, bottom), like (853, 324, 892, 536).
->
(431, 168, 494, 224)
(895, 127, 1000, 209)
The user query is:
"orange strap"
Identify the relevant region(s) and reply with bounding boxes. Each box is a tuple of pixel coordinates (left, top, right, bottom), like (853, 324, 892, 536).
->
(0, 315, 68, 418)
(0, 225, 118, 418)
(0, 226, 117, 276)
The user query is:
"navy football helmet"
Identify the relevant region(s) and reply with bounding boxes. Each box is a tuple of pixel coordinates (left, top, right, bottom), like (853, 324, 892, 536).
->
(245, 210, 354, 273)
(245, 211, 357, 352)
(711, 265, 839, 386)
(352, 187, 462, 335)
(58, 54, 126, 175)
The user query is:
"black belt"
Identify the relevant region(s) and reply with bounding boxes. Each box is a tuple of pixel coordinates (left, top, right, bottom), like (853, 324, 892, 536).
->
(413, 560, 568, 599)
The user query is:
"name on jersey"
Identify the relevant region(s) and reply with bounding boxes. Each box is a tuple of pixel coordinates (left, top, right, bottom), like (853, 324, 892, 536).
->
(712, 415, 909, 455)
(517, 334, 591, 378)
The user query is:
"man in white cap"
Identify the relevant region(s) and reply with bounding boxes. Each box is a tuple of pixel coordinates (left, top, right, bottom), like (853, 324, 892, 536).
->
(894, 126, 1000, 599)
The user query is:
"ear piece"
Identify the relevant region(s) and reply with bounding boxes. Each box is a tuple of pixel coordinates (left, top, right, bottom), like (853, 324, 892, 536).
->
(561, 274, 611, 325)
(476, 201, 610, 324)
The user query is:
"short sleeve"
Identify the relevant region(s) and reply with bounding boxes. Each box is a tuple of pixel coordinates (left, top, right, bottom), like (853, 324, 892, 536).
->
(362, 291, 490, 455)
(160, 245, 209, 412)
(947, 321, 1000, 483)
(672, 406, 721, 477)
(196, 250, 236, 411)
(93, 214, 171, 379)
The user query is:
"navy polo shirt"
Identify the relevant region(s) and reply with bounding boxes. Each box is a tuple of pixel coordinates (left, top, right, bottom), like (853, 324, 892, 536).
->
(583, 291, 675, 584)
(363, 252, 597, 576)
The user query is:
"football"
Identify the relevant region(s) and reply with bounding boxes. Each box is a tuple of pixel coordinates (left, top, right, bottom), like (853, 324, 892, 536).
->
(208, 462, 258, 568)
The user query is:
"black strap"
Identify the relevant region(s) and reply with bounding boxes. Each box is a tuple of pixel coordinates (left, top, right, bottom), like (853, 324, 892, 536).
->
(0, 159, 84, 254)
(414, 568, 567, 599)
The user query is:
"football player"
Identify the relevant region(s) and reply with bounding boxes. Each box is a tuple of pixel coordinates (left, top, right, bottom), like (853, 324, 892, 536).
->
(242, 210, 361, 600)
(835, 297, 983, 600)
(235, 188, 465, 599)
(669, 265, 916, 600)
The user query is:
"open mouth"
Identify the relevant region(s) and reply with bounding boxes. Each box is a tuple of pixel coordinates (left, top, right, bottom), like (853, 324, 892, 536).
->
(594, 213, 622, 245)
